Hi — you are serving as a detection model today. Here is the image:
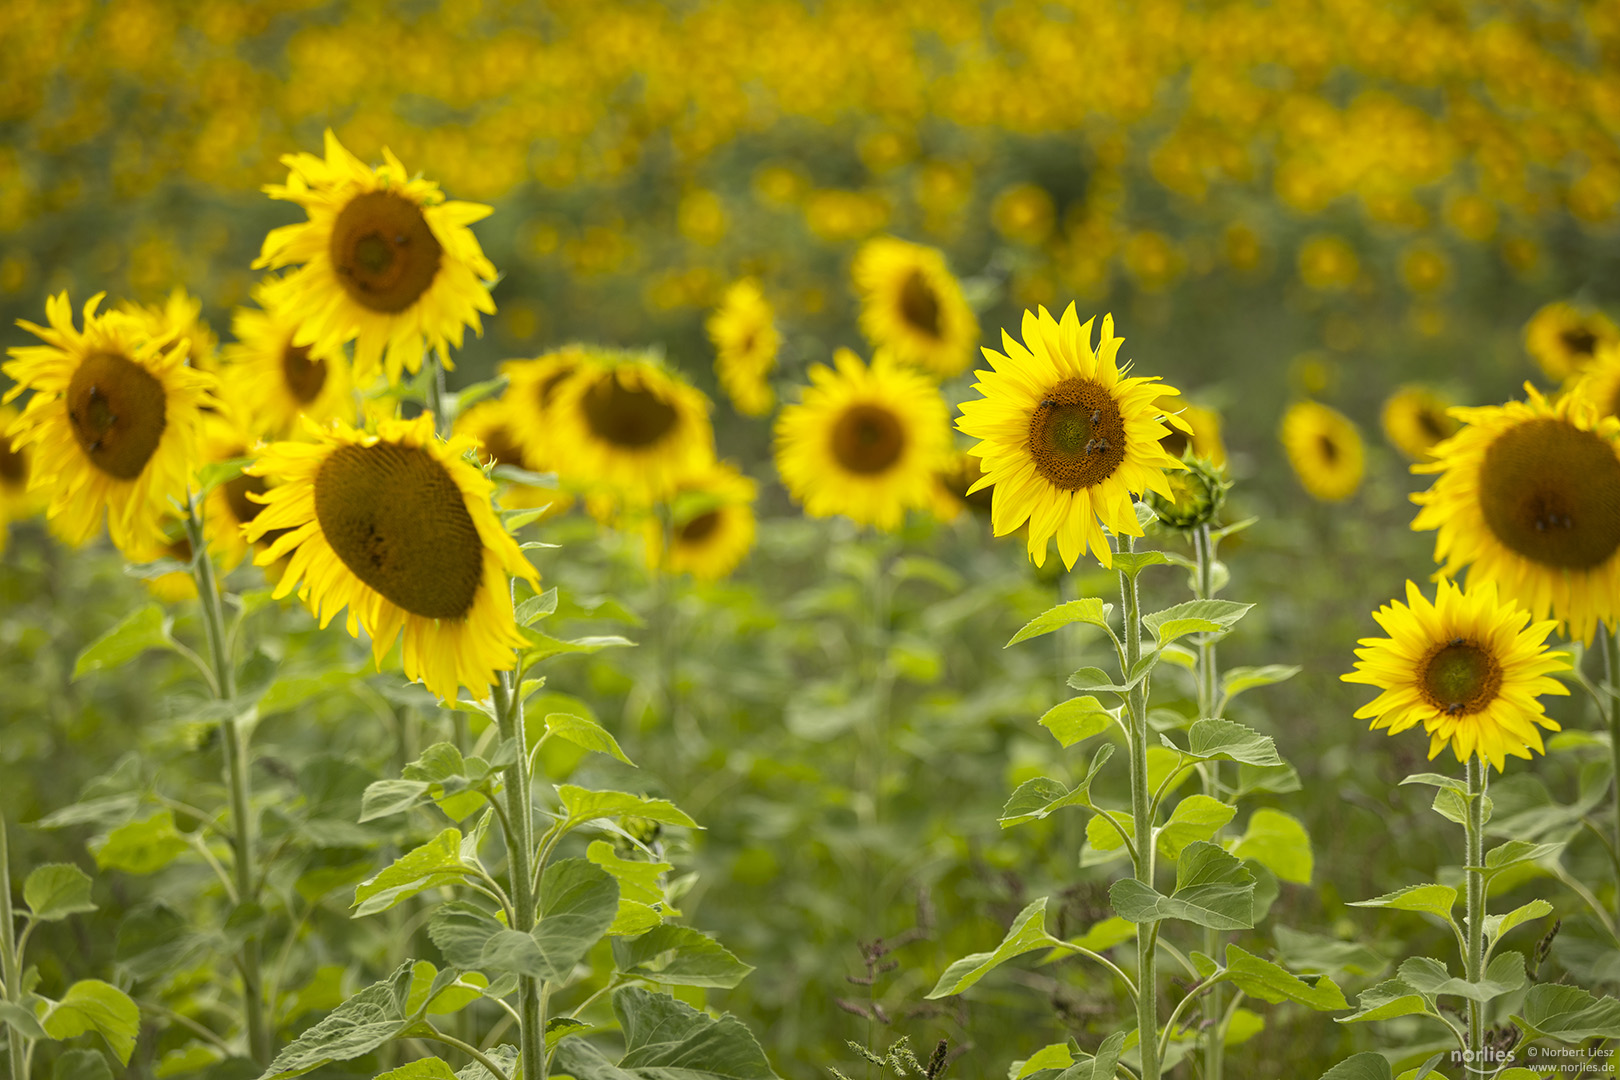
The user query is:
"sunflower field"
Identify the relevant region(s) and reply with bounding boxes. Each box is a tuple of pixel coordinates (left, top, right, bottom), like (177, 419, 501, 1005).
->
(7, 2, 1620, 1079)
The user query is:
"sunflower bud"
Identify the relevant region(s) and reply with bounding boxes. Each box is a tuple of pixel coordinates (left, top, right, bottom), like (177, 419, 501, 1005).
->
(1146, 454, 1228, 530)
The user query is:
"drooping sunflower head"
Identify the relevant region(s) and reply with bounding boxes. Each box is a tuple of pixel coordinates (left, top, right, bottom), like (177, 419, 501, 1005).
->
(852, 237, 980, 380)
(454, 396, 566, 515)
(707, 279, 780, 417)
(3, 292, 217, 554)
(253, 130, 497, 386)
(546, 350, 715, 504)
(244, 413, 539, 702)
(1381, 385, 1461, 462)
(775, 348, 952, 532)
(644, 460, 758, 581)
(219, 281, 351, 440)
(1412, 383, 1620, 644)
(124, 287, 219, 372)
(1279, 400, 1364, 503)
(955, 305, 1186, 569)
(1524, 301, 1618, 382)
(1155, 397, 1226, 467)
(1342, 578, 1570, 772)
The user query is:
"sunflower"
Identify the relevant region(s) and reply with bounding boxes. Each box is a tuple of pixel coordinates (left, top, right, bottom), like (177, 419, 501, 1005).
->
(219, 282, 352, 439)
(775, 348, 950, 531)
(1279, 400, 1364, 502)
(3, 292, 216, 554)
(1381, 385, 1460, 461)
(454, 396, 566, 514)
(956, 305, 1185, 569)
(125, 287, 219, 372)
(243, 414, 538, 702)
(0, 404, 41, 553)
(852, 237, 980, 380)
(126, 530, 200, 604)
(195, 415, 274, 570)
(498, 345, 593, 469)
(707, 279, 780, 417)
(929, 448, 995, 522)
(644, 460, 757, 581)
(1524, 301, 1618, 382)
(1156, 397, 1226, 466)
(1411, 384, 1620, 644)
(1342, 578, 1569, 772)
(253, 130, 497, 385)
(546, 351, 715, 504)
(1571, 345, 1620, 421)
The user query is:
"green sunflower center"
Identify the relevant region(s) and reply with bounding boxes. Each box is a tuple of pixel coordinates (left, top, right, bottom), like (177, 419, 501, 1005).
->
(1560, 326, 1598, 358)
(899, 270, 942, 340)
(313, 442, 483, 620)
(330, 191, 444, 314)
(1419, 639, 1503, 716)
(680, 509, 722, 544)
(582, 375, 679, 449)
(832, 403, 906, 475)
(0, 435, 26, 488)
(1479, 417, 1620, 570)
(282, 341, 328, 404)
(1026, 378, 1126, 491)
(66, 351, 167, 480)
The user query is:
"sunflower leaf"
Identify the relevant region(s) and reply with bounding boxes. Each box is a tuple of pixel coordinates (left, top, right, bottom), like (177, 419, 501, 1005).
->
(999, 745, 1114, 828)
(1005, 599, 1114, 648)
(1183, 719, 1283, 766)
(1109, 550, 1169, 580)
(193, 456, 251, 495)
(1338, 978, 1436, 1024)
(925, 898, 1063, 998)
(1154, 795, 1235, 860)
(1485, 900, 1554, 949)
(1223, 945, 1348, 1010)
(72, 606, 175, 681)
(545, 713, 635, 766)
(1348, 883, 1457, 923)
(1231, 808, 1314, 884)
(23, 864, 97, 922)
(455, 376, 508, 412)
(1039, 696, 1118, 748)
(1109, 842, 1255, 930)
(1512, 983, 1620, 1042)
(1143, 600, 1253, 644)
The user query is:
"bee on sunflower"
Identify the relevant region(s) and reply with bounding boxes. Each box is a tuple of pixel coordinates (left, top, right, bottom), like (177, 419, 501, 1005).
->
(707, 279, 780, 417)
(219, 281, 352, 439)
(956, 305, 1186, 569)
(1343, 578, 1569, 772)
(852, 237, 980, 380)
(1523, 301, 1618, 382)
(775, 348, 951, 532)
(253, 130, 497, 386)
(3, 292, 216, 554)
(1279, 400, 1364, 502)
(1412, 383, 1620, 645)
(243, 414, 539, 702)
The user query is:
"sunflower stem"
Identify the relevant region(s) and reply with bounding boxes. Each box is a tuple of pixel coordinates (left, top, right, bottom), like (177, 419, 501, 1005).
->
(185, 501, 270, 1065)
(1, 816, 29, 1080)
(1605, 624, 1620, 923)
(427, 351, 452, 439)
(858, 532, 895, 936)
(1465, 757, 1486, 1071)
(1118, 534, 1160, 1080)
(492, 670, 545, 1080)
(1192, 523, 1223, 1080)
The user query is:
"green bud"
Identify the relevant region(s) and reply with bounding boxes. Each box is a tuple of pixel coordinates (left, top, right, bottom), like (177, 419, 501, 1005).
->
(1147, 454, 1229, 530)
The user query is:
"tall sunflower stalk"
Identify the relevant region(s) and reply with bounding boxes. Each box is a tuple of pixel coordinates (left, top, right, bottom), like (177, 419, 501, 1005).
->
(491, 663, 546, 1080)
(1192, 522, 1225, 1080)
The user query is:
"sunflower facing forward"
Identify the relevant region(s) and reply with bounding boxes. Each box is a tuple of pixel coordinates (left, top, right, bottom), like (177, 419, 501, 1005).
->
(775, 348, 950, 531)
(1524, 301, 1618, 382)
(853, 237, 980, 380)
(1342, 578, 1569, 772)
(956, 305, 1185, 569)
(1279, 400, 1364, 502)
(243, 414, 539, 701)
(1412, 384, 1620, 644)
(1382, 385, 1460, 461)
(254, 130, 497, 385)
(644, 459, 758, 581)
(3, 292, 216, 553)
(220, 282, 351, 438)
(707, 279, 780, 417)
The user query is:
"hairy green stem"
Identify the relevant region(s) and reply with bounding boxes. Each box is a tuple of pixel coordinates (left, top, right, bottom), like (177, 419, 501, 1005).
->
(1465, 758, 1486, 1070)
(493, 672, 545, 1080)
(185, 504, 270, 1064)
(1606, 625, 1620, 924)
(1, 818, 27, 1080)
(1192, 523, 1224, 1080)
(1119, 536, 1160, 1080)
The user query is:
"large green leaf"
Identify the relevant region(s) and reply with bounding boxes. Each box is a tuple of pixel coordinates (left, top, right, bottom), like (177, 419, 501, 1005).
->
(526, 858, 620, 981)
(38, 980, 141, 1065)
(1479, 840, 1563, 882)
(375, 1058, 460, 1080)
(256, 962, 416, 1080)
(1486, 899, 1553, 948)
(1109, 842, 1254, 930)
(427, 901, 504, 971)
(587, 840, 670, 905)
(23, 864, 96, 921)
(1218, 665, 1301, 705)
(1512, 983, 1620, 1042)
(545, 713, 634, 766)
(612, 924, 754, 988)
(1338, 978, 1436, 1024)
(1222, 945, 1347, 1010)
(926, 898, 1062, 998)
(1232, 808, 1313, 884)
(999, 746, 1114, 828)
(1318, 1054, 1394, 1080)
(1143, 599, 1252, 644)
(91, 812, 189, 876)
(1038, 696, 1117, 748)
(558, 786, 698, 829)
(1348, 884, 1457, 924)
(551, 986, 779, 1079)
(1274, 926, 1387, 978)
(1154, 795, 1235, 860)
(1006, 599, 1113, 647)
(52, 1049, 114, 1080)
(71, 605, 173, 680)
(1397, 952, 1525, 1003)
(1184, 719, 1283, 767)
(353, 829, 466, 917)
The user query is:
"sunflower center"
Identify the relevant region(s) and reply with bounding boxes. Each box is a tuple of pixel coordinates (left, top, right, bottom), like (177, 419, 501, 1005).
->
(330, 190, 443, 314)
(282, 341, 328, 404)
(313, 442, 483, 620)
(582, 376, 678, 449)
(66, 351, 167, 480)
(1478, 417, 1620, 570)
(899, 270, 942, 340)
(680, 510, 722, 543)
(1160, 430, 1189, 458)
(1560, 326, 1598, 357)
(0, 437, 26, 488)
(1417, 407, 1448, 440)
(538, 365, 577, 408)
(1317, 433, 1340, 464)
(478, 424, 527, 469)
(225, 471, 271, 527)
(1419, 640, 1502, 716)
(832, 403, 906, 474)
(1026, 378, 1126, 491)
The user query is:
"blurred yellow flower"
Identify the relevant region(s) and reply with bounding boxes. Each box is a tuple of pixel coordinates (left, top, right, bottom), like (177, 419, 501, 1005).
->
(1279, 400, 1363, 502)
(644, 459, 757, 581)
(852, 237, 979, 381)
(707, 279, 780, 418)
(1381, 385, 1460, 462)
(1523, 301, 1618, 382)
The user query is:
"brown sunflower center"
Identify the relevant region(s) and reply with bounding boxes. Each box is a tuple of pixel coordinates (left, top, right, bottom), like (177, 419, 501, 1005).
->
(832, 403, 906, 475)
(680, 510, 722, 544)
(1478, 417, 1620, 570)
(330, 191, 443, 314)
(1160, 430, 1189, 458)
(1317, 433, 1340, 464)
(1026, 378, 1126, 491)
(582, 376, 678, 449)
(313, 442, 483, 620)
(66, 351, 167, 480)
(538, 365, 577, 408)
(0, 436, 26, 488)
(225, 471, 271, 527)
(478, 424, 527, 469)
(1417, 407, 1449, 441)
(1419, 639, 1502, 716)
(282, 341, 328, 404)
(898, 270, 942, 340)
(1560, 326, 1599, 358)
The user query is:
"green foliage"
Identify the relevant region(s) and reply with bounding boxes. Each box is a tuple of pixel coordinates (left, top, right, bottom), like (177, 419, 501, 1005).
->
(37, 980, 141, 1065)
(1109, 842, 1256, 931)
(552, 987, 780, 1079)
(22, 864, 96, 921)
